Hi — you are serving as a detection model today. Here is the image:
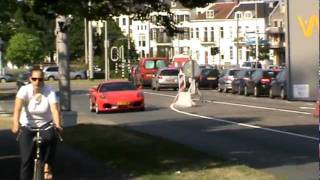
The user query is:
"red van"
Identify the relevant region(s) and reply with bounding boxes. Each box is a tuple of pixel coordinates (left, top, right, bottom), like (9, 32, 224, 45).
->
(171, 54, 191, 68)
(134, 57, 169, 86)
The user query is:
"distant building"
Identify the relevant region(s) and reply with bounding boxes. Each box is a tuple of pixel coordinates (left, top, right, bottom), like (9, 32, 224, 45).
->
(114, 0, 279, 67)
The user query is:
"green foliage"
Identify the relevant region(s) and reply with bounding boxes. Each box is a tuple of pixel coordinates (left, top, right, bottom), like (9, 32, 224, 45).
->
(69, 17, 85, 61)
(5, 32, 44, 67)
(25, 0, 215, 36)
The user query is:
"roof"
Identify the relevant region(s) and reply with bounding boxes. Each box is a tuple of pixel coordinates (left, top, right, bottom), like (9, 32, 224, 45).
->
(212, 2, 237, 19)
(228, 1, 278, 19)
(194, 2, 236, 20)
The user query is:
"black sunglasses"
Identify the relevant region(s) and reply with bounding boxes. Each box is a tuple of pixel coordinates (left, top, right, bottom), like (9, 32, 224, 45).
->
(31, 77, 44, 82)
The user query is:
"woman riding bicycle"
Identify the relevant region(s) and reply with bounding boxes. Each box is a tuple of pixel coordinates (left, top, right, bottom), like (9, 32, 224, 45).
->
(11, 66, 63, 180)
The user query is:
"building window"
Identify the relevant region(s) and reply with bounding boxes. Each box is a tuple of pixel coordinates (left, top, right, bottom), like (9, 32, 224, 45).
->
(196, 28, 199, 39)
(244, 11, 252, 19)
(137, 25, 139, 30)
(171, 2, 176, 7)
(273, 21, 278, 27)
(235, 11, 242, 19)
(229, 46, 233, 60)
(229, 26, 233, 39)
(206, 10, 214, 18)
(220, 27, 224, 39)
(210, 27, 214, 42)
(122, 18, 126, 26)
(185, 15, 190, 21)
(151, 29, 157, 40)
(142, 35, 146, 47)
(115, 18, 119, 25)
(190, 28, 194, 39)
(183, 28, 190, 40)
(204, 27, 208, 42)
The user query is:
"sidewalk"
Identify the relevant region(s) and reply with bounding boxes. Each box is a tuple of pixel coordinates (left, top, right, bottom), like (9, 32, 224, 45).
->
(0, 123, 130, 180)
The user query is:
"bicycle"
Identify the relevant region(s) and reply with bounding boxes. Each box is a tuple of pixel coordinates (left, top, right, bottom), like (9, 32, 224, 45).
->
(22, 124, 63, 180)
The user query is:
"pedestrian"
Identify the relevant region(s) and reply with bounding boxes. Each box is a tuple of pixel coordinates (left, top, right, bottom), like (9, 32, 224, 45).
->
(11, 66, 63, 180)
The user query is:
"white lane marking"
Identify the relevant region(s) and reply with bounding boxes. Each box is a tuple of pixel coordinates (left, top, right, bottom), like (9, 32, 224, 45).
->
(144, 92, 312, 115)
(170, 104, 317, 141)
(299, 107, 315, 110)
(211, 101, 311, 115)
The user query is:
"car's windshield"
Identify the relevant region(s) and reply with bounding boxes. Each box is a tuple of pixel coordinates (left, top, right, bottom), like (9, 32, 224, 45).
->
(99, 82, 136, 92)
(145, 60, 166, 69)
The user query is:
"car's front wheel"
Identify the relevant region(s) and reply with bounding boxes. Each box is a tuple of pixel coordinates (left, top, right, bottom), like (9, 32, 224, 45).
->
(89, 99, 95, 112)
(0, 78, 6, 83)
(217, 84, 223, 92)
(280, 88, 286, 99)
(238, 86, 243, 95)
(244, 86, 249, 96)
(254, 86, 259, 97)
(95, 103, 100, 114)
(48, 76, 55, 81)
(269, 88, 274, 98)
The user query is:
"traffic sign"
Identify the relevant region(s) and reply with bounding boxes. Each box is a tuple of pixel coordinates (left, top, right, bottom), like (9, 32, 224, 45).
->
(182, 60, 200, 78)
(110, 46, 119, 62)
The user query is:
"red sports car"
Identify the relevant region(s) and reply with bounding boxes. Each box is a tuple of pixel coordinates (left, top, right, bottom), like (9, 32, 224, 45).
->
(89, 80, 145, 113)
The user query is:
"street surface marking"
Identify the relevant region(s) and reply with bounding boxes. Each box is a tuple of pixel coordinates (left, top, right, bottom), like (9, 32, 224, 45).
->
(299, 106, 315, 110)
(170, 104, 317, 141)
(145, 92, 312, 115)
(210, 100, 311, 115)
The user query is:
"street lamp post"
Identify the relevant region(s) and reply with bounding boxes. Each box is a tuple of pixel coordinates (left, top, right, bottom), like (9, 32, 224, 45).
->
(255, 1, 259, 66)
(0, 37, 4, 76)
(236, 14, 240, 67)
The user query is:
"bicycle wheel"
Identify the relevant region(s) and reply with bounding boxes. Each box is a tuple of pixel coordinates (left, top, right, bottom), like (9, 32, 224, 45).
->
(33, 159, 43, 180)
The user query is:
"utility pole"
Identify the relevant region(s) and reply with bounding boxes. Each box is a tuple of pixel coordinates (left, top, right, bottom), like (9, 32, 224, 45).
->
(88, 20, 94, 79)
(88, 1, 94, 80)
(127, 16, 131, 73)
(84, 18, 88, 64)
(55, 15, 71, 111)
(104, 20, 109, 80)
(255, 1, 259, 65)
(236, 14, 240, 67)
(0, 37, 3, 76)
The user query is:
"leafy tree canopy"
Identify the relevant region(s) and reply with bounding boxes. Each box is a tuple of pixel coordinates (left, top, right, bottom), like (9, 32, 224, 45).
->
(25, 0, 215, 35)
(5, 32, 45, 67)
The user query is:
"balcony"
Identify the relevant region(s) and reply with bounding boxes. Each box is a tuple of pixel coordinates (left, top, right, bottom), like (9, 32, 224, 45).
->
(266, 27, 284, 34)
(269, 41, 285, 49)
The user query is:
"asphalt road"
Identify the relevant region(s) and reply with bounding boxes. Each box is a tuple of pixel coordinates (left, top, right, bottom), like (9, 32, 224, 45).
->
(1, 82, 318, 179)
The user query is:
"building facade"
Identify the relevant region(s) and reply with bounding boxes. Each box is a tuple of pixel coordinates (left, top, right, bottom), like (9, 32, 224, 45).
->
(114, 0, 279, 67)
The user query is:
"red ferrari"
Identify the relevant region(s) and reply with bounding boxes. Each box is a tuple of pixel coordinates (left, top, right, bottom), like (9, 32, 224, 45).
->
(89, 80, 145, 113)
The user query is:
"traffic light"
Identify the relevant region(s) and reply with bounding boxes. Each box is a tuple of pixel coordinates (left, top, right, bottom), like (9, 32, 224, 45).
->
(210, 47, 219, 55)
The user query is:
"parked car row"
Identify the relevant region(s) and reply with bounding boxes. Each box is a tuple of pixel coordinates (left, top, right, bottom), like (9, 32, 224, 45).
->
(218, 67, 286, 99)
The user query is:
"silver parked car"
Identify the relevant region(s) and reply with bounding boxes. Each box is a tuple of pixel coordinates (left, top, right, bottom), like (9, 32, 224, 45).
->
(43, 66, 87, 80)
(217, 68, 241, 93)
(0, 73, 16, 83)
(151, 67, 179, 91)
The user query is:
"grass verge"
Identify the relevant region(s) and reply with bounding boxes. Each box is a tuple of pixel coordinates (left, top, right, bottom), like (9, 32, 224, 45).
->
(64, 124, 283, 180)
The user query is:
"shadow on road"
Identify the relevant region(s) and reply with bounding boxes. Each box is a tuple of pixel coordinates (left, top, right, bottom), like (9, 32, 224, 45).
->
(121, 116, 317, 175)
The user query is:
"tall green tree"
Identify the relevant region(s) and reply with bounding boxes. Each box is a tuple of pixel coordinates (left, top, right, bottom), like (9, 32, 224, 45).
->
(5, 32, 44, 67)
(26, 0, 214, 35)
